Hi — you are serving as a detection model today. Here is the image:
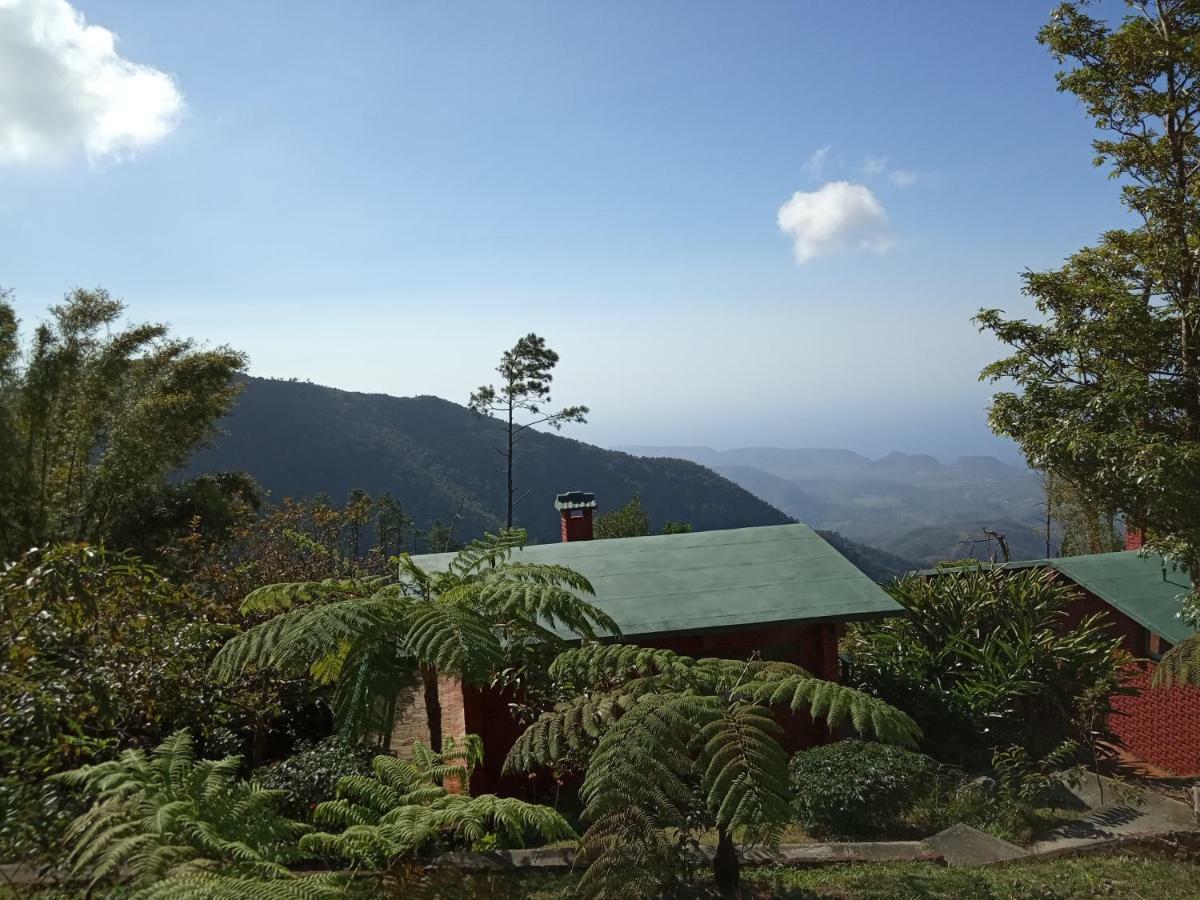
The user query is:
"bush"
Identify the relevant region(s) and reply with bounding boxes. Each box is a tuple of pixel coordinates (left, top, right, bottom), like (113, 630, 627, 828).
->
(252, 735, 375, 820)
(788, 739, 944, 838)
(847, 569, 1127, 768)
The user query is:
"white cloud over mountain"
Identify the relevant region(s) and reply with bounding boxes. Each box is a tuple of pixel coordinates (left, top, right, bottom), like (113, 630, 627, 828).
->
(776, 181, 892, 264)
(0, 0, 183, 165)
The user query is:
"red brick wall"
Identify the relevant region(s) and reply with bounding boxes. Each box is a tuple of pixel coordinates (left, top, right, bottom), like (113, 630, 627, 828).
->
(1053, 571, 1200, 775)
(1110, 661, 1200, 776)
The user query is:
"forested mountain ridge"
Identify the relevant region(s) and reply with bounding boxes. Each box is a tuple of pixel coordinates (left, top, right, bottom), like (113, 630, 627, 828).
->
(184, 377, 792, 545)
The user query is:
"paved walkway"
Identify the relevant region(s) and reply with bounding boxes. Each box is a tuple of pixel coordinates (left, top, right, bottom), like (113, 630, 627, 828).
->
(1029, 774, 1196, 856)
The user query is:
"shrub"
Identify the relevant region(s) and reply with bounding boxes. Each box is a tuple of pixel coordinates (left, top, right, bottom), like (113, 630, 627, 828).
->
(847, 569, 1127, 768)
(789, 739, 945, 838)
(252, 735, 375, 820)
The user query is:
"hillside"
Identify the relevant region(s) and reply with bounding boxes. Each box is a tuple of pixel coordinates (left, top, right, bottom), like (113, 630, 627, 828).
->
(185, 378, 791, 546)
(620, 445, 1047, 565)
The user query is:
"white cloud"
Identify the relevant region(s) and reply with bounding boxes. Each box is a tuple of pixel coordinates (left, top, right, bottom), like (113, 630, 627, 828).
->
(0, 0, 184, 165)
(776, 181, 892, 264)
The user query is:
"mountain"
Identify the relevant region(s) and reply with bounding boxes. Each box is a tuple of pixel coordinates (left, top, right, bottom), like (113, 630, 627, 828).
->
(619, 446, 1046, 565)
(814, 530, 922, 583)
(184, 378, 791, 545)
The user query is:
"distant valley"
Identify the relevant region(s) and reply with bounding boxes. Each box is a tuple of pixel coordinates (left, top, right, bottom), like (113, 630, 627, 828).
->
(618, 446, 1048, 565)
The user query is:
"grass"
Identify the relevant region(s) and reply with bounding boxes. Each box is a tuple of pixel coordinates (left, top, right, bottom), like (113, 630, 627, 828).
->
(487, 854, 1200, 899)
(5, 854, 1199, 898)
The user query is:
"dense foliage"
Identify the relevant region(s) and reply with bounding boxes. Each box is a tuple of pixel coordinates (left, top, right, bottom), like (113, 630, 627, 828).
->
(0, 546, 230, 860)
(847, 569, 1126, 768)
(211, 530, 619, 746)
(302, 735, 574, 874)
(54, 731, 317, 894)
(0, 288, 248, 561)
(788, 740, 945, 838)
(505, 642, 919, 897)
(252, 736, 376, 820)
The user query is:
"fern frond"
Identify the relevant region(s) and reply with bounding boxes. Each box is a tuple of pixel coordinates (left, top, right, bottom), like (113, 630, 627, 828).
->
(448, 529, 528, 576)
(239, 578, 368, 614)
(503, 690, 638, 773)
(737, 672, 921, 748)
(549, 642, 698, 689)
(129, 872, 349, 900)
(1154, 634, 1200, 687)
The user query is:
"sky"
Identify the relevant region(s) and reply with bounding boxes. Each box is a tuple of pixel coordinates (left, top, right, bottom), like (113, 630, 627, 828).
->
(0, 0, 1132, 462)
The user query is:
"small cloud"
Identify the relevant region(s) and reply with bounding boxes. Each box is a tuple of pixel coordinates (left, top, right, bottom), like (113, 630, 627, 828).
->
(803, 145, 831, 178)
(888, 169, 923, 187)
(862, 155, 888, 177)
(0, 0, 184, 166)
(776, 181, 892, 265)
(859, 154, 928, 187)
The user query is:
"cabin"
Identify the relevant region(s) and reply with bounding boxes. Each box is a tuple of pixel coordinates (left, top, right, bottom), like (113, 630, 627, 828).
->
(1038, 549, 1199, 776)
(390, 491, 904, 791)
(927, 547, 1200, 776)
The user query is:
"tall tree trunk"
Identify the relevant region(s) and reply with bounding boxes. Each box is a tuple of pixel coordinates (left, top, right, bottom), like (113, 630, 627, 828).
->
(506, 399, 514, 529)
(712, 824, 739, 896)
(422, 665, 443, 753)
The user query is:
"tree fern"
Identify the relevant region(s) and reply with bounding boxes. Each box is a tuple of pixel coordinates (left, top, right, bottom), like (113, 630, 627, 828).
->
(54, 731, 310, 891)
(300, 737, 574, 878)
(504, 643, 919, 896)
(211, 530, 619, 743)
(1154, 634, 1200, 687)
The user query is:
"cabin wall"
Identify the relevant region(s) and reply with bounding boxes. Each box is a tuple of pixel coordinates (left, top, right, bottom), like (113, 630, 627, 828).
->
(388, 621, 848, 794)
(1055, 573, 1200, 776)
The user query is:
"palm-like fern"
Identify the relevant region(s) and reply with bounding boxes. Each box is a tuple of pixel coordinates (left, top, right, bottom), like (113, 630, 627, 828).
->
(53, 731, 330, 896)
(300, 735, 575, 878)
(504, 643, 920, 897)
(210, 529, 619, 740)
(1154, 634, 1200, 687)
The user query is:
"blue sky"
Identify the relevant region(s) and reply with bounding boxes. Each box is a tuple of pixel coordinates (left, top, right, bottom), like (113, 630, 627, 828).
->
(1, 1, 1129, 461)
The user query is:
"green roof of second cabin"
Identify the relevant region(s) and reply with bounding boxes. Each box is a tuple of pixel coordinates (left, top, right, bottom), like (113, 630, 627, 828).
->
(925, 551, 1195, 645)
(411, 523, 903, 639)
(1047, 551, 1194, 645)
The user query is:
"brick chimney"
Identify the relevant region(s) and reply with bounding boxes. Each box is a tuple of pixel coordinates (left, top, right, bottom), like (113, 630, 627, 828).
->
(1125, 523, 1146, 551)
(555, 491, 596, 542)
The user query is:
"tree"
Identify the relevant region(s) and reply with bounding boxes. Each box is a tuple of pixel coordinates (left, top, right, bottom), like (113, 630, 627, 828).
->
(973, 2, 1200, 684)
(660, 521, 694, 535)
(375, 492, 414, 558)
(468, 334, 588, 528)
(0, 288, 247, 561)
(593, 492, 650, 539)
(504, 643, 918, 897)
(1044, 471, 1123, 557)
(210, 530, 619, 752)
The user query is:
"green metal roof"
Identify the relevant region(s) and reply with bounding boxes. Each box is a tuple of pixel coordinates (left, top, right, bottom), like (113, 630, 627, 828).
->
(412, 524, 903, 639)
(1047, 551, 1195, 645)
(922, 551, 1195, 645)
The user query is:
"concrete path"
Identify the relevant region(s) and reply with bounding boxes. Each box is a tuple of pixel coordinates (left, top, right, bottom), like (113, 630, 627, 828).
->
(1029, 775, 1196, 855)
